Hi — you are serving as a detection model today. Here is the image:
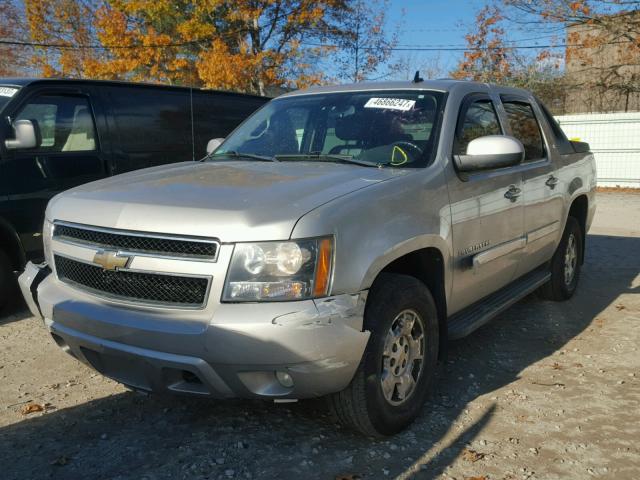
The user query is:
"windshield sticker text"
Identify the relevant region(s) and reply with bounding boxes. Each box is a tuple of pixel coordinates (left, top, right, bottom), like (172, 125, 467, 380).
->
(0, 87, 18, 98)
(364, 98, 416, 111)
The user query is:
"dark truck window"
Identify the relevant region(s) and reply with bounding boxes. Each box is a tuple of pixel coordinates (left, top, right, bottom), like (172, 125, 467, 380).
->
(14, 95, 97, 152)
(501, 100, 545, 161)
(108, 86, 191, 171)
(192, 93, 268, 158)
(453, 99, 502, 155)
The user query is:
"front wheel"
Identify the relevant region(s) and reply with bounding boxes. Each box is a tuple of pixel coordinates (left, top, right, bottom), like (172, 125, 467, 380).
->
(539, 216, 583, 301)
(328, 273, 439, 436)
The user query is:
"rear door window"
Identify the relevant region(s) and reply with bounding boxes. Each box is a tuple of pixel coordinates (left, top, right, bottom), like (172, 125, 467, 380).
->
(501, 100, 545, 161)
(453, 98, 502, 155)
(537, 99, 574, 155)
(108, 87, 191, 153)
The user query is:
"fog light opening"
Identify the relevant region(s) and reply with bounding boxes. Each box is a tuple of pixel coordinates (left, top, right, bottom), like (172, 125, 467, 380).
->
(275, 370, 294, 388)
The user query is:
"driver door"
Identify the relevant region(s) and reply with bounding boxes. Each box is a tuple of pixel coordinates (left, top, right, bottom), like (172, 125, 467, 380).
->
(3, 89, 106, 260)
(446, 93, 525, 313)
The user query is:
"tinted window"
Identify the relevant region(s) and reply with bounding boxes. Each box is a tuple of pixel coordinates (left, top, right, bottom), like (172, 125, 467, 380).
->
(537, 99, 574, 155)
(192, 93, 267, 158)
(502, 100, 545, 161)
(109, 87, 191, 154)
(454, 99, 501, 155)
(0, 86, 20, 111)
(14, 95, 97, 152)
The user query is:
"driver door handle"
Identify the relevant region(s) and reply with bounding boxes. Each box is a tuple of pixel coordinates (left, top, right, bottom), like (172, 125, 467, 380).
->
(546, 175, 559, 189)
(35, 156, 49, 179)
(504, 185, 521, 202)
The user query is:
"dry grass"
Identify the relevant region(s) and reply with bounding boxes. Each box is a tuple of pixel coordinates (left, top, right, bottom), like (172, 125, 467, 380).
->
(596, 186, 640, 193)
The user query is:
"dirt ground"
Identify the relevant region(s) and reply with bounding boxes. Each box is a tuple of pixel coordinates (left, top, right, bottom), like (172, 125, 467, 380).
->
(1, 192, 638, 480)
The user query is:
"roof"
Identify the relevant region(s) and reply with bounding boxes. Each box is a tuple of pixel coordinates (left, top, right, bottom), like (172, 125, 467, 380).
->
(276, 79, 535, 99)
(278, 79, 469, 98)
(0, 77, 268, 99)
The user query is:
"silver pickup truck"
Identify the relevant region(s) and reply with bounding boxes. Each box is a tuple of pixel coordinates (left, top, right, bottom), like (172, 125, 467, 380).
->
(18, 79, 596, 436)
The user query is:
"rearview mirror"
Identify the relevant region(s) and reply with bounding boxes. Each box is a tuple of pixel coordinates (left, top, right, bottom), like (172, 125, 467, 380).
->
(206, 137, 225, 155)
(455, 135, 524, 172)
(5, 119, 37, 150)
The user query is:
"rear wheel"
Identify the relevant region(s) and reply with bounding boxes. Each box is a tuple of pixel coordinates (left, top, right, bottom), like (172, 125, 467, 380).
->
(539, 216, 583, 301)
(0, 249, 17, 311)
(328, 273, 439, 436)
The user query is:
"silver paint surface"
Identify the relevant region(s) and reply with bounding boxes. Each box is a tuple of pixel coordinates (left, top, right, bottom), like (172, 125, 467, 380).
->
(21, 79, 596, 399)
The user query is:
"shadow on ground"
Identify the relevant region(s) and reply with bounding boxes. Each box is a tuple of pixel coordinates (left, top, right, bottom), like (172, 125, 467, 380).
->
(0, 234, 637, 479)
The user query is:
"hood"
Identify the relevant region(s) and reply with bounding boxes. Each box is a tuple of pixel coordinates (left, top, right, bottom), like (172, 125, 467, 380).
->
(47, 160, 405, 242)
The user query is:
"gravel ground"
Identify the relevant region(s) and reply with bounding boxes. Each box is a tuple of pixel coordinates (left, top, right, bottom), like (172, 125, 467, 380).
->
(1, 192, 639, 480)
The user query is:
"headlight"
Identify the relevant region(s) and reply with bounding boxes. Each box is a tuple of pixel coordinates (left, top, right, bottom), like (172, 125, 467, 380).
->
(43, 219, 54, 266)
(223, 237, 333, 302)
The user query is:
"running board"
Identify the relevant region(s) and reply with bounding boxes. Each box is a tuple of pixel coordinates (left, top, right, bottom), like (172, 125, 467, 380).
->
(447, 268, 551, 340)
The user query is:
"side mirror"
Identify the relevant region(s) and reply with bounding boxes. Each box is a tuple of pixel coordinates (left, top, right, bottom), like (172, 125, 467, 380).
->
(206, 138, 225, 155)
(455, 135, 524, 172)
(5, 119, 38, 150)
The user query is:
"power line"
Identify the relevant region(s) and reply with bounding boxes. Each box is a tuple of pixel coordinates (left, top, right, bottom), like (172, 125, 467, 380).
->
(0, 37, 633, 52)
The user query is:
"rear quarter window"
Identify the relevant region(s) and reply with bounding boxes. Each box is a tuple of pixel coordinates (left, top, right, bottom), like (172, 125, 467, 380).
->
(108, 86, 191, 154)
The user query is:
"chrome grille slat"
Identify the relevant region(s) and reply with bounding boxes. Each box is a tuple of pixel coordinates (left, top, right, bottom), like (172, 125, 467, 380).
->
(53, 223, 218, 260)
(54, 255, 209, 307)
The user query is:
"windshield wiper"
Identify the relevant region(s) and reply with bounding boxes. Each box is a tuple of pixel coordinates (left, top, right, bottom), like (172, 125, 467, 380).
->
(205, 150, 278, 162)
(274, 153, 380, 168)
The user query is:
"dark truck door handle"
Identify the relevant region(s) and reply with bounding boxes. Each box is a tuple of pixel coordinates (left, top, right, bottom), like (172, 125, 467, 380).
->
(504, 185, 521, 202)
(546, 175, 559, 189)
(35, 156, 49, 179)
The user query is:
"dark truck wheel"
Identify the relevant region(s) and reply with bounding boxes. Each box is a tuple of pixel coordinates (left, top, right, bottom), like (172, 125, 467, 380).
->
(0, 249, 18, 311)
(328, 273, 439, 437)
(539, 216, 583, 301)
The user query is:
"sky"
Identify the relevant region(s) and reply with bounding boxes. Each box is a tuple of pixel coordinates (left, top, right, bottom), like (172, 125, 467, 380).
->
(380, 0, 565, 79)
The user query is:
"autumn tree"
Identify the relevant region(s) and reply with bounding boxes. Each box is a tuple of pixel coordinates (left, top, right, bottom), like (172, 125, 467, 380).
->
(0, 1, 29, 76)
(451, 5, 513, 83)
(16, 0, 371, 94)
(331, 0, 398, 82)
(24, 0, 101, 78)
(502, 0, 640, 112)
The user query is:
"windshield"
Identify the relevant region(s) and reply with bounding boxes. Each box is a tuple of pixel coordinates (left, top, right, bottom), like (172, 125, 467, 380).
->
(211, 90, 445, 168)
(0, 86, 20, 111)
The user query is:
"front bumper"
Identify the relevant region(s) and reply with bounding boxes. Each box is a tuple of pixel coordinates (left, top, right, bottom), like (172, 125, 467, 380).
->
(18, 262, 370, 399)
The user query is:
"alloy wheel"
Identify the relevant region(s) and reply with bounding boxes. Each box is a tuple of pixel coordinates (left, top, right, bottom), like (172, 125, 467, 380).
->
(380, 309, 426, 406)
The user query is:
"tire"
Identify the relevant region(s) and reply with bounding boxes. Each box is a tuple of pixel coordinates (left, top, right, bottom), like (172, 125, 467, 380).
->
(539, 216, 583, 301)
(328, 273, 439, 437)
(0, 249, 17, 311)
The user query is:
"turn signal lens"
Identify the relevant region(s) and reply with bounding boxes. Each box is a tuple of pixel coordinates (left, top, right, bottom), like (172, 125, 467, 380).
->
(313, 238, 333, 297)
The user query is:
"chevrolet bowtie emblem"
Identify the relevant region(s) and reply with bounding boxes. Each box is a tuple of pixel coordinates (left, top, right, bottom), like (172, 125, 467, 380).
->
(93, 249, 131, 271)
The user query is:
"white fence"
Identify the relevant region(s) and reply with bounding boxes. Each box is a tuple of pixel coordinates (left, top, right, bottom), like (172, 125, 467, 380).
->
(555, 112, 640, 188)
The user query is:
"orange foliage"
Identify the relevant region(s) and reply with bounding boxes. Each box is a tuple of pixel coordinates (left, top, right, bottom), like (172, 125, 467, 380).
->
(0, 1, 28, 76)
(17, 0, 353, 94)
(452, 6, 513, 83)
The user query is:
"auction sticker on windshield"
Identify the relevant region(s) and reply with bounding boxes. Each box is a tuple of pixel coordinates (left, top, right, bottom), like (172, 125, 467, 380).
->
(364, 97, 416, 111)
(0, 87, 18, 98)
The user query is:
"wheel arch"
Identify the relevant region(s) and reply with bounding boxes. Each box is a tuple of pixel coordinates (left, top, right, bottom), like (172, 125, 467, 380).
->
(372, 247, 448, 360)
(0, 217, 25, 271)
(568, 194, 588, 264)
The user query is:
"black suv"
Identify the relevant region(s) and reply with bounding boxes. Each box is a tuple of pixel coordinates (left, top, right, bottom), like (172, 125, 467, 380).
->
(0, 79, 268, 307)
